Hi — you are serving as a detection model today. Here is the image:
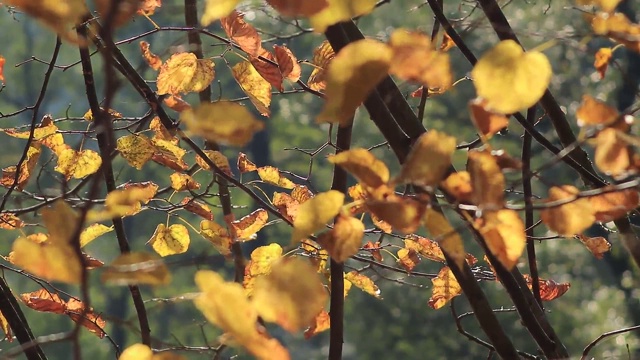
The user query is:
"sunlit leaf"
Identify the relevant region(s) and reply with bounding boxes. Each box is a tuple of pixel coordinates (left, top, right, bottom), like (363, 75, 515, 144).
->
(266, 0, 328, 17)
(307, 40, 335, 91)
(363, 241, 383, 262)
(194, 270, 290, 360)
(169, 172, 200, 191)
(139, 41, 162, 70)
(441, 171, 473, 203)
(137, 0, 162, 16)
(428, 266, 462, 309)
(291, 190, 345, 242)
(344, 271, 380, 298)
(0, 213, 24, 230)
(232, 61, 272, 116)
(316, 214, 364, 262)
(243, 243, 283, 295)
(576, 234, 611, 259)
(540, 185, 595, 236)
(257, 166, 295, 188)
(366, 195, 425, 234)
(0, 308, 10, 342)
(102, 252, 171, 286)
(310, 0, 376, 33)
(195, 150, 232, 176)
(0, 56, 5, 83)
(55, 148, 102, 180)
(469, 99, 509, 138)
(156, 53, 215, 95)
(238, 152, 258, 173)
(163, 95, 192, 113)
(404, 234, 446, 263)
(590, 12, 640, 53)
(200, 220, 233, 256)
(220, 10, 262, 56)
(12, 236, 81, 284)
(472, 40, 552, 114)
(395, 130, 456, 187)
(594, 47, 613, 79)
(65, 297, 106, 338)
(80, 223, 113, 247)
(181, 101, 265, 146)
(576, 95, 620, 127)
(475, 209, 525, 270)
(588, 188, 639, 222)
(21, 289, 66, 314)
(304, 310, 330, 339)
(523, 274, 571, 301)
(423, 208, 466, 268)
(273, 192, 300, 223)
(201, 0, 238, 25)
(291, 185, 314, 203)
(440, 32, 456, 52)
(119, 344, 153, 360)
(117, 134, 155, 170)
(594, 128, 632, 176)
(83, 107, 123, 122)
(230, 209, 268, 241)
(274, 45, 301, 82)
(147, 224, 190, 257)
(317, 39, 392, 126)
(180, 198, 213, 220)
(251, 48, 283, 92)
(252, 258, 328, 332)
(4, 114, 58, 140)
(151, 137, 189, 171)
(397, 248, 420, 272)
(467, 148, 505, 209)
(328, 149, 389, 191)
(0, 142, 40, 191)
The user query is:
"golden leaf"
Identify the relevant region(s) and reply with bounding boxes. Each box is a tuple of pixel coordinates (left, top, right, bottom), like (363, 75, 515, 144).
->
(163, 95, 192, 113)
(317, 39, 392, 127)
(395, 130, 456, 188)
(589, 188, 639, 222)
(428, 266, 462, 309)
(257, 166, 296, 188)
(0, 142, 40, 191)
(472, 40, 552, 114)
(316, 214, 364, 263)
(200, 220, 233, 256)
(180, 198, 213, 220)
(139, 41, 162, 70)
(475, 209, 526, 270)
(102, 252, 171, 286)
(5, 0, 87, 42)
(137, 0, 162, 16)
(119, 344, 153, 360)
(423, 208, 466, 268)
(291, 190, 345, 242)
(328, 149, 389, 191)
(467, 148, 505, 209)
(404, 234, 446, 263)
(169, 172, 200, 191)
(594, 128, 632, 176)
(0, 213, 24, 230)
(307, 41, 335, 91)
(310, 0, 376, 33)
(304, 310, 330, 339)
(201, 0, 239, 25)
(230, 209, 268, 240)
(117, 134, 155, 170)
(181, 101, 265, 146)
(80, 224, 113, 247)
(594, 47, 613, 79)
(576, 95, 620, 127)
(156, 53, 215, 95)
(469, 99, 509, 138)
(440, 171, 473, 203)
(366, 195, 425, 234)
(243, 243, 283, 295)
(397, 248, 420, 272)
(147, 224, 190, 256)
(232, 61, 272, 116)
(540, 186, 595, 236)
(576, 234, 611, 259)
(344, 271, 380, 298)
(195, 150, 232, 176)
(54, 148, 102, 180)
(238, 152, 258, 172)
(65, 297, 106, 338)
(0, 308, 11, 342)
(12, 236, 81, 284)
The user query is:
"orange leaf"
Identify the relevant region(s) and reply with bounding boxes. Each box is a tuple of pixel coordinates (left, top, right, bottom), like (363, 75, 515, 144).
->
(540, 185, 595, 236)
(257, 166, 295, 188)
(230, 209, 268, 241)
(576, 234, 611, 259)
(137, 0, 161, 15)
(238, 152, 258, 172)
(307, 40, 335, 91)
(344, 271, 380, 298)
(469, 99, 509, 138)
(366, 195, 425, 234)
(467, 148, 505, 209)
(0, 309, 10, 342)
(139, 41, 162, 70)
(0, 142, 41, 191)
(589, 188, 639, 222)
(523, 275, 570, 301)
(316, 214, 364, 263)
(576, 95, 620, 127)
(232, 61, 272, 117)
(163, 95, 192, 113)
(251, 49, 283, 92)
(440, 32, 456, 52)
(0, 213, 24, 230)
(65, 298, 106, 338)
(428, 266, 462, 309)
(304, 310, 330, 339)
(474, 209, 526, 270)
(395, 130, 456, 188)
(266, 0, 328, 17)
(397, 248, 420, 272)
(273, 192, 300, 222)
(328, 149, 389, 191)
(594, 128, 632, 176)
(221, 10, 262, 57)
(291, 185, 313, 203)
(274, 45, 301, 82)
(363, 241, 383, 262)
(0, 56, 5, 83)
(180, 198, 213, 220)
(440, 171, 472, 203)
(156, 53, 215, 95)
(200, 220, 233, 256)
(21, 289, 66, 314)
(594, 47, 613, 79)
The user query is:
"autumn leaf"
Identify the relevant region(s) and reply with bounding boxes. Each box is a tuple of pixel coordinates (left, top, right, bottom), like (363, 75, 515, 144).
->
(363, 241, 383, 262)
(428, 266, 462, 309)
(21, 289, 67, 314)
(0, 56, 5, 83)
(273, 192, 301, 222)
(292, 185, 314, 203)
(180, 198, 213, 220)
(423, 208, 466, 268)
(119, 343, 153, 360)
(588, 188, 639, 222)
(304, 310, 330, 339)
(345, 271, 380, 298)
(230, 209, 268, 240)
(388, 29, 452, 91)
(220, 10, 262, 56)
(404, 235, 446, 263)
(181, 101, 265, 146)
(55, 148, 102, 180)
(274, 45, 301, 82)
(5, 0, 87, 42)
(195, 150, 232, 176)
(4, 114, 58, 140)
(91, 184, 157, 220)
(151, 137, 189, 172)
(267, 0, 328, 17)
(139, 41, 162, 70)
(194, 270, 290, 360)
(163, 95, 192, 113)
(0, 213, 24, 230)
(316, 214, 364, 262)
(243, 243, 283, 294)
(576, 234, 611, 259)
(137, 0, 162, 16)
(475, 210, 526, 270)
(291, 190, 345, 242)
(95, 0, 141, 27)
(156, 53, 215, 95)
(590, 12, 640, 52)
(232, 61, 272, 116)
(317, 39, 392, 126)
(252, 258, 328, 332)
(397, 248, 420, 272)
(83, 107, 123, 122)
(310, 0, 376, 33)
(65, 298, 106, 338)
(201, 0, 239, 25)
(366, 195, 425, 234)
(576, 95, 620, 127)
(469, 99, 509, 138)
(441, 171, 473, 203)
(200, 220, 233, 256)
(594, 128, 632, 176)
(251, 49, 283, 92)
(169, 172, 200, 191)
(238, 152, 258, 172)
(0, 142, 40, 191)
(540, 185, 595, 236)
(594, 47, 613, 79)
(80, 223, 113, 247)
(395, 131, 456, 188)
(102, 252, 171, 286)
(307, 40, 335, 91)
(440, 32, 456, 52)
(467, 148, 505, 209)
(472, 40, 552, 114)
(328, 149, 389, 191)
(257, 166, 296, 188)
(0, 309, 10, 342)
(117, 134, 155, 170)
(523, 274, 571, 301)
(147, 224, 190, 256)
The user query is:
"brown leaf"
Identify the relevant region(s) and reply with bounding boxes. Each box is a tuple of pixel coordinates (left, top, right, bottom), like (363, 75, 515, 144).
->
(139, 41, 162, 70)
(397, 248, 420, 272)
(274, 45, 301, 82)
(266, 0, 328, 17)
(523, 274, 570, 301)
(221, 10, 262, 57)
(238, 152, 258, 172)
(307, 40, 335, 91)
(180, 198, 214, 220)
(65, 298, 106, 338)
(576, 234, 611, 259)
(21, 289, 66, 314)
(251, 49, 283, 92)
(589, 187, 639, 222)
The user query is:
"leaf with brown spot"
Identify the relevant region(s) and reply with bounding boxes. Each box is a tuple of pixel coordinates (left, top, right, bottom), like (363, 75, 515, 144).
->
(147, 224, 190, 257)
(221, 10, 262, 57)
(169, 172, 200, 191)
(232, 61, 272, 117)
(230, 209, 268, 241)
(344, 271, 380, 298)
(238, 152, 258, 173)
(274, 45, 301, 82)
(156, 53, 215, 95)
(428, 266, 462, 309)
(397, 248, 420, 272)
(0, 213, 24, 230)
(576, 234, 611, 259)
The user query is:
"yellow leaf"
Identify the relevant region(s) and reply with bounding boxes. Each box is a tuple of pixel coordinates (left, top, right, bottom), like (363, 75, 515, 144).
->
(169, 172, 200, 191)
(156, 53, 215, 95)
(475, 210, 525, 270)
(181, 102, 264, 146)
(428, 266, 462, 309)
(92, 184, 158, 220)
(4, 114, 58, 140)
(310, 0, 376, 33)
(344, 271, 380, 298)
(147, 224, 190, 257)
(594, 47, 613, 79)
(366, 195, 425, 234)
(151, 137, 188, 171)
(266, 0, 328, 17)
(243, 243, 283, 295)
(252, 258, 328, 332)
(83, 107, 123, 122)
(397, 248, 420, 272)
(119, 344, 153, 360)
(230, 209, 269, 241)
(471, 40, 552, 114)
(594, 128, 632, 176)
(55, 148, 102, 180)
(80, 224, 113, 247)
(404, 234, 446, 263)
(238, 152, 258, 173)
(467, 148, 505, 209)
(395, 130, 456, 188)
(317, 39, 392, 126)
(194, 270, 290, 360)
(116, 134, 155, 170)
(195, 150, 232, 176)
(0, 142, 40, 191)
(0, 213, 24, 230)
(200, 220, 233, 256)
(257, 166, 295, 189)
(0, 309, 11, 343)
(12, 237, 81, 284)
(423, 208, 466, 269)
(307, 40, 335, 92)
(328, 149, 389, 191)
(440, 171, 473, 203)
(102, 252, 171, 286)
(232, 61, 272, 116)
(388, 29, 452, 91)
(291, 190, 345, 242)
(201, 0, 239, 25)
(540, 186, 595, 236)
(291, 185, 314, 203)
(316, 214, 364, 263)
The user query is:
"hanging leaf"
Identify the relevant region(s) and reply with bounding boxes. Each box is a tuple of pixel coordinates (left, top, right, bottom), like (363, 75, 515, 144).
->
(169, 172, 200, 191)
(467, 148, 505, 209)
(440, 171, 473, 203)
(220, 10, 262, 56)
(540, 185, 595, 236)
(310, 0, 376, 33)
(395, 131, 456, 188)
(116, 134, 155, 170)
(588, 188, 639, 222)
(366, 195, 425, 234)
(403, 235, 446, 263)
(5, 0, 86, 42)
(181, 102, 264, 146)
(304, 310, 330, 339)
(65, 298, 106, 338)
(523, 274, 571, 301)
(163, 95, 192, 113)
(576, 95, 620, 127)
(250, 49, 283, 92)
(230, 209, 268, 240)
(54, 148, 102, 180)
(423, 208, 466, 269)
(274, 45, 301, 82)
(80, 224, 113, 247)
(137, 0, 162, 16)
(469, 99, 509, 138)
(180, 198, 213, 220)
(243, 243, 283, 295)
(344, 271, 380, 298)
(291, 190, 345, 242)
(147, 224, 191, 257)
(594, 128, 632, 176)
(307, 41, 335, 91)
(328, 149, 389, 191)
(139, 41, 162, 70)
(257, 166, 296, 189)
(156, 53, 215, 95)
(594, 47, 613, 79)
(428, 266, 462, 309)
(576, 234, 611, 259)
(397, 248, 420, 272)
(195, 150, 232, 176)
(201, 0, 239, 25)
(238, 152, 258, 172)
(0, 213, 24, 230)
(232, 61, 272, 116)
(200, 220, 233, 256)
(475, 210, 526, 270)
(316, 214, 364, 263)
(472, 40, 552, 114)
(0, 142, 40, 191)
